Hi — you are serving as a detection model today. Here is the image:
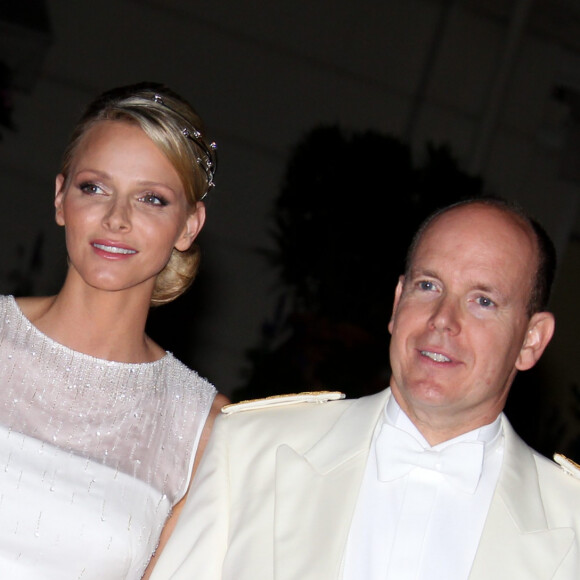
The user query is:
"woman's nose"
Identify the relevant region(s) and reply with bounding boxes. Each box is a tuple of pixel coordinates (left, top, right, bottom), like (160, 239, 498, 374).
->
(102, 198, 131, 232)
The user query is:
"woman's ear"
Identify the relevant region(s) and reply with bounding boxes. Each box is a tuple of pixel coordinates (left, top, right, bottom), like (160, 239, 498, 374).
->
(174, 202, 206, 252)
(54, 174, 66, 226)
(515, 311, 555, 371)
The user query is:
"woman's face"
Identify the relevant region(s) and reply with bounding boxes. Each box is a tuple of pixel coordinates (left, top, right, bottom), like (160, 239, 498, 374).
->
(55, 120, 205, 296)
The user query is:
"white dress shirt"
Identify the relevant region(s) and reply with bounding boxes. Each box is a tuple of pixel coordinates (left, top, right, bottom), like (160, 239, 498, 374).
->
(342, 395, 504, 580)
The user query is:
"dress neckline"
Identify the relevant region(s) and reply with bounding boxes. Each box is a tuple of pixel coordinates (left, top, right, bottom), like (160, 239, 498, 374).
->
(6, 295, 170, 368)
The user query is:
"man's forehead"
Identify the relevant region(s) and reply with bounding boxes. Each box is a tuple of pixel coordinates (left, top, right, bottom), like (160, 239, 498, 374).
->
(407, 205, 536, 297)
(415, 205, 535, 254)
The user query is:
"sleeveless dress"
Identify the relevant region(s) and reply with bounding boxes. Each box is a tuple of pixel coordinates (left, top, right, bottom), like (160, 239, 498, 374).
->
(0, 295, 217, 579)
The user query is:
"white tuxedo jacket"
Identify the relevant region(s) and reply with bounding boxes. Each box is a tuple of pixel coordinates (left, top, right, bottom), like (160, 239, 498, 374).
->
(151, 389, 580, 579)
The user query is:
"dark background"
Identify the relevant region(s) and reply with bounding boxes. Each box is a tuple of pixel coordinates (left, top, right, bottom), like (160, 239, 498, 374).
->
(1, 0, 579, 459)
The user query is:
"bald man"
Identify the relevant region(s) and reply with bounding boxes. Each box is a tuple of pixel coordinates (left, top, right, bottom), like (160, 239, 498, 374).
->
(152, 198, 580, 580)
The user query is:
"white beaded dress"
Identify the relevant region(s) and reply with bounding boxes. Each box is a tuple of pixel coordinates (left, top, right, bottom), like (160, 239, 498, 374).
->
(0, 295, 217, 579)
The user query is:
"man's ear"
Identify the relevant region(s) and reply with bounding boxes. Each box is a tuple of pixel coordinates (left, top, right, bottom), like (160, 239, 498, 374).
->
(515, 311, 555, 371)
(174, 202, 206, 252)
(54, 174, 66, 226)
(388, 275, 405, 334)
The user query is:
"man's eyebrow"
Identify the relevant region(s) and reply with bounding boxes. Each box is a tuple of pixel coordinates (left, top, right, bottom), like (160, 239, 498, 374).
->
(408, 267, 439, 279)
(471, 283, 508, 301)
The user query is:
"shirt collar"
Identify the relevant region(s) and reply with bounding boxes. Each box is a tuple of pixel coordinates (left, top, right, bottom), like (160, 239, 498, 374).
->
(384, 392, 503, 451)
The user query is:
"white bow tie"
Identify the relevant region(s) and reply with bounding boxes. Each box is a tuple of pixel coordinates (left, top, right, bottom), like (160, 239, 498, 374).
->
(375, 423, 485, 494)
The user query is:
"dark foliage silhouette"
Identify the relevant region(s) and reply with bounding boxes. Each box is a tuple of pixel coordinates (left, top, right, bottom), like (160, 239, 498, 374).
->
(232, 125, 483, 402)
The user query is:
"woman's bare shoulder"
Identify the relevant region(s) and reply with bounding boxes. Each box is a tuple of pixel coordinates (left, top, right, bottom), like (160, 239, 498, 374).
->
(13, 295, 55, 320)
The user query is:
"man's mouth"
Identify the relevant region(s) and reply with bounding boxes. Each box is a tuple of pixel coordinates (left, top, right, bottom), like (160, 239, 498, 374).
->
(420, 350, 451, 363)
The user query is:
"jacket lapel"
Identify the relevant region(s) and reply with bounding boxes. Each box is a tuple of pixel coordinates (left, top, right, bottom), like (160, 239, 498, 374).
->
(273, 389, 391, 580)
(271, 395, 575, 580)
(469, 417, 575, 579)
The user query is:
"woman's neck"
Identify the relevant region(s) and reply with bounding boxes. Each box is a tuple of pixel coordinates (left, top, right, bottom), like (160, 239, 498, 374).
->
(15, 281, 163, 363)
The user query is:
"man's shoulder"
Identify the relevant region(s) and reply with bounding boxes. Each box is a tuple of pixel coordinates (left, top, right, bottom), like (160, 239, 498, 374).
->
(503, 415, 580, 489)
(552, 453, 580, 481)
(214, 388, 389, 447)
(220, 390, 346, 416)
(210, 391, 355, 458)
(534, 451, 580, 483)
(218, 388, 390, 425)
(217, 391, 353, 435)
(533, 451, 580, 510)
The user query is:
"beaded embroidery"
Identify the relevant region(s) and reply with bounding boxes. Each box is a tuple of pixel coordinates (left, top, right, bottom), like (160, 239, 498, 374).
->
(0, 295, 216, 578)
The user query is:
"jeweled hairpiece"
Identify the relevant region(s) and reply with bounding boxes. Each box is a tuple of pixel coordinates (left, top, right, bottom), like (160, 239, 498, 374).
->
(153, 94, 218, 199)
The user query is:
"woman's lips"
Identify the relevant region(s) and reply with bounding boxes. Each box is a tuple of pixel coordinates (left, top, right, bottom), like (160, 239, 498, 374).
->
(91, 240, 137, 256)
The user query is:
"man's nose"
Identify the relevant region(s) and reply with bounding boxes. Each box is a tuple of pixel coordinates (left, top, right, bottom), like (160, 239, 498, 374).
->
(428, 295, 461, 335)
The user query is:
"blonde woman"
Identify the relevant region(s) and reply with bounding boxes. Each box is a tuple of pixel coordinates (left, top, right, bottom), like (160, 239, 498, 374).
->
(0, 82, 228, 578)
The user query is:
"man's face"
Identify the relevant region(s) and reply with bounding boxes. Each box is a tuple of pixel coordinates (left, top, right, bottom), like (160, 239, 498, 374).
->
(388, 204, 552, 438)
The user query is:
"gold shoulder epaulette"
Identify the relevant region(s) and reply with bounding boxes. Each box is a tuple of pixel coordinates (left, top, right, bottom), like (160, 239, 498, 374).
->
(553, 453, 580, 480)
(221, 391, 345, 415)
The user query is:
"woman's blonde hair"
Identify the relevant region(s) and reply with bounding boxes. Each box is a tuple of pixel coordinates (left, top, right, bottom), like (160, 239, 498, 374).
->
(59, 82, 217, 306)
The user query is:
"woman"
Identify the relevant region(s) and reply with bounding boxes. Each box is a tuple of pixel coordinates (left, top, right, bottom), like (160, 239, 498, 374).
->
(0, 82, 228, 578)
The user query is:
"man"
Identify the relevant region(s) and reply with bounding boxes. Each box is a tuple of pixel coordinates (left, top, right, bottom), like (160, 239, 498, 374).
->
(151, 198, 580, 579)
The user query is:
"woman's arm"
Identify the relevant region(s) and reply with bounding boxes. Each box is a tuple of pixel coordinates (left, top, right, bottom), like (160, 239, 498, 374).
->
(142, 392, 230, 579)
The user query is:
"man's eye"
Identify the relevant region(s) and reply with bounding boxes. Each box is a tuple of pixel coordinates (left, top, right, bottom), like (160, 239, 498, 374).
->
(418, 281, 436, 291)
(139, 193, 168, 206)
(476, 296, 495, 308)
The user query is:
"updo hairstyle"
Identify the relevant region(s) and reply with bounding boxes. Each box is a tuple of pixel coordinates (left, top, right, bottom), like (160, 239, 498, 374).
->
(59, 81, 217, 306)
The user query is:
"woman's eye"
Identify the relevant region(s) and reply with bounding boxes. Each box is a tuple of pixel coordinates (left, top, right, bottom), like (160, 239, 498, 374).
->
(139, 193, 168, 206)
(79, 182, 103, 195)
(476, 296, 495, 308)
